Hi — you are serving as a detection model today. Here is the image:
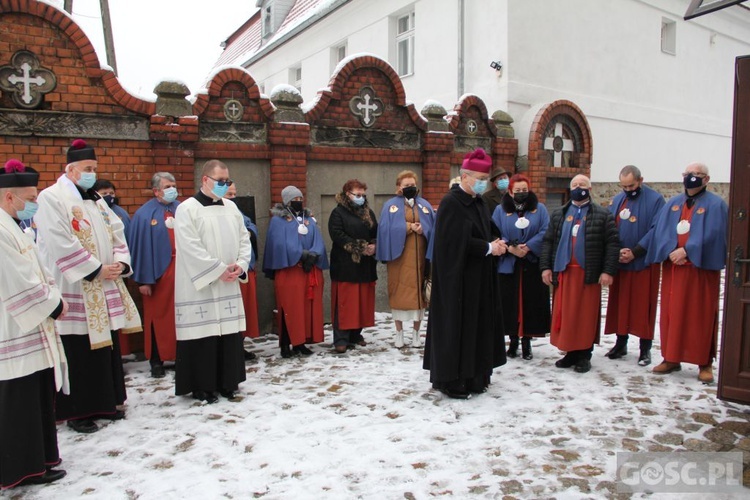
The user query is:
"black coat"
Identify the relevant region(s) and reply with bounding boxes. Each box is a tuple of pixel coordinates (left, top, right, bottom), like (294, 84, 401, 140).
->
(540, 201, 620, 285)
(424, 186, 505, 383)
(328, 193, 378, 283)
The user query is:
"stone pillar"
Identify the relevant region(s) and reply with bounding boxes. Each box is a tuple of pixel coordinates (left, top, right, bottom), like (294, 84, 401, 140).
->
(492, 109, 518, 177)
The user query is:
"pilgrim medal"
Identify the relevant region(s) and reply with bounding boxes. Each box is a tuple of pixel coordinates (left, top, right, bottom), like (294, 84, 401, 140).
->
(676, 220, 691, 235)
(572, 224, 580, 237)
(515, 217, 530, 229)
(298, 224, 309, 235)
(619, 208, 631, 220)
(389, 205, 399, 213)
(165, 217, 175, 229)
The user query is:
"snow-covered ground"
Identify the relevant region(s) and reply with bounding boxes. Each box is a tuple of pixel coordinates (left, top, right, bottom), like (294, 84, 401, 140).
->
(4, 285, 748, 499)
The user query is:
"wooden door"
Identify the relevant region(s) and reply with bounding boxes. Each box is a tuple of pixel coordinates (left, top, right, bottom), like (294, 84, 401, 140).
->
(718, 55, 750, 404)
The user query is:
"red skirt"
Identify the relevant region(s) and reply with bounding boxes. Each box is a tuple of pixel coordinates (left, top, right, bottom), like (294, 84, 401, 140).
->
(239, 270, 260, 338)
(331, 281, 376, 330)
(604, 266, 660, 339)
(550, 264, 601, 351)
(274, 266, 324, 345)
(142, 260, 177, 362)
(659, 262, 719, 365)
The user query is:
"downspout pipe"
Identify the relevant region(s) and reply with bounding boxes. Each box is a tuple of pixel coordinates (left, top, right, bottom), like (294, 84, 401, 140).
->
(458, 0, 465, 98)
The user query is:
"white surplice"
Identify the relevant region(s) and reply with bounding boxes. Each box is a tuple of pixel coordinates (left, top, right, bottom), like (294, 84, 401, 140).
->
(0, 209, 69, 393)
(35, 175, 141, 349)
(174, 197, 252, 341)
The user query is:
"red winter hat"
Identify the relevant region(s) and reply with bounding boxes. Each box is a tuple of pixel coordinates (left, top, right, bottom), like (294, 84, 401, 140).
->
(462, 148, 492, 174)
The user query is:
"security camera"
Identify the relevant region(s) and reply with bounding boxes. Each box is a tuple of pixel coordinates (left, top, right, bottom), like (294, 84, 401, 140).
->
(490, 60, 502, 71)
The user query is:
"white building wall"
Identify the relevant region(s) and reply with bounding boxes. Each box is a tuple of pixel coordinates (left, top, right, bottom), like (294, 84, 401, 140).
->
(507, 0, 750, 182)
(242, 0, 750, 182)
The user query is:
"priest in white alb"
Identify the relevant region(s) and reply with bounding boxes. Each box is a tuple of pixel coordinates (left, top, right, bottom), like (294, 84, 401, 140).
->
(174, 160, 252, 404)
(0, 159, 69, 489)
(35, 139, 141, 434)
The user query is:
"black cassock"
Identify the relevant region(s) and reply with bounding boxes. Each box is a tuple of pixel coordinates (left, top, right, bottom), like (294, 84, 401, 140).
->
(424, 185, 505, 390)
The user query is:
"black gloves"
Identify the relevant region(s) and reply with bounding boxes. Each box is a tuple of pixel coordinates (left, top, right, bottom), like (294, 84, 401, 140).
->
(301, 250, 319, 273)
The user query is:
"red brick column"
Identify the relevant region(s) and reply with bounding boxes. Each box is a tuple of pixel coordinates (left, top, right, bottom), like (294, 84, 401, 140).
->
(268, 122, 310, 205)
(422, 132, 454, 207)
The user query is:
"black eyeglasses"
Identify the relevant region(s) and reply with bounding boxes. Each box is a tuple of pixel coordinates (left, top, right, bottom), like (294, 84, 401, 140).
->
(207, 176, 233, 187)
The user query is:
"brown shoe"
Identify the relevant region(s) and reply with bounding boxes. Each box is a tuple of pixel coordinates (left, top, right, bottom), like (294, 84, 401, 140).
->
(334, 345, 347, 354)
(652, 361, 681, 374)
(698, 365, 714, 383)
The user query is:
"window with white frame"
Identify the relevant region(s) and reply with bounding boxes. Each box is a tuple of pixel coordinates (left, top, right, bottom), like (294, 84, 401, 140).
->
(395, 11, 415, 77)
(289, 65, 302, 92)
(262, 4, 273, 38)
(661, 17, 676, 55)
(331, 42, 347, 73)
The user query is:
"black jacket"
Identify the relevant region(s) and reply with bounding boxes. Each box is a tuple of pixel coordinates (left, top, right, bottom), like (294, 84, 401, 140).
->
(540, 201, 620, 285)
(328, 193, 378, 283)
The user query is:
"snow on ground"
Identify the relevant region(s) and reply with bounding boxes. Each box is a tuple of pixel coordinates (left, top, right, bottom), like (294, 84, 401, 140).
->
(4, 285, 748, 500)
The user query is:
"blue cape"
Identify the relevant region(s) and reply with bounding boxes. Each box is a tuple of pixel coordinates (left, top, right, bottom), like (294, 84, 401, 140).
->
(554, 204, 589, 272)
(646, 190, 728, 270)
(491, 202, 549, 274)
(111, 204, 131, 242)
(127, 197, 180, 284)
(376, 195, 435, 262)
(609, 185, 665, 271)
(262, 210, 329, 277)
(242, 214, 259, 270)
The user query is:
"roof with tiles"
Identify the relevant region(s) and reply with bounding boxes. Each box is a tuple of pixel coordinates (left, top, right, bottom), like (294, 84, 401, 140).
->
(214, 0, 342, 69)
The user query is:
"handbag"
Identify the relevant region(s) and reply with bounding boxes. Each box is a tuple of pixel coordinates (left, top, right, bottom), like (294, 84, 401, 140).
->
(422, 277, 432, 307)
(422, 262, 432, 307)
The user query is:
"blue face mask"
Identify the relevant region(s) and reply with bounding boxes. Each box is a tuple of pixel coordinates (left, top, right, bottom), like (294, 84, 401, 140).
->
(162, 187, 178, 203)
(212, 183, 229, 198)
(14, 195, 39, 220)
(473, 179, 489, 195)
(76, 171, 97, 190)
(496, 178, 509, 190)
(351, 194, 366, 206)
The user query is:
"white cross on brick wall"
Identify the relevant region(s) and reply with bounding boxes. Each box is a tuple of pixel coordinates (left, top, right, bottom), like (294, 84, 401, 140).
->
(543, 123, 574, 168)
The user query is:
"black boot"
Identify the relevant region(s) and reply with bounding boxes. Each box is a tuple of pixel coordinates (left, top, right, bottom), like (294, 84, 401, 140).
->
(638, 339, 652, 366)
(507, 336, 519, 358)
(605, 334, 628, 359)
(521, 337, 533, 360)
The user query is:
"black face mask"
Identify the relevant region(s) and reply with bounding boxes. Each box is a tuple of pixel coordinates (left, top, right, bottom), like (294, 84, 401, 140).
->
(513, 192, 529, 204)
(103, 195, 116, 208)
(402, 186, 418, 200)
(289, 200, 304, 213)
(683, 175, 703, 190)
(570, 187, 589, 202)
(625, 186, 642, 199)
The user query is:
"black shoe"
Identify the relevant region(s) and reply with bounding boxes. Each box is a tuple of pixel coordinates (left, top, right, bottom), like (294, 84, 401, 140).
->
(99, 409, 125, 421)
(150, 364, 166, 378)
(192, 391, 219, 404)
(605, 335, 628, 359)
(244, 350, 257, 361)
(439, 387, 471, 399)
(67, 419, 98, 434)
(638, 350, 651, 366)
(506, 336, 519, 358)
(555, 354, 575, 368)
(19, 469, 66, 485)
(638, 339, 652, 366)
(280, 344, 293, 358)
(219, 390, 236, 400)
(467, 382, 488, 394)
(574, 359, 592, 373)
(521, 337, 533, 360)
(293, 344, 313, 356)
